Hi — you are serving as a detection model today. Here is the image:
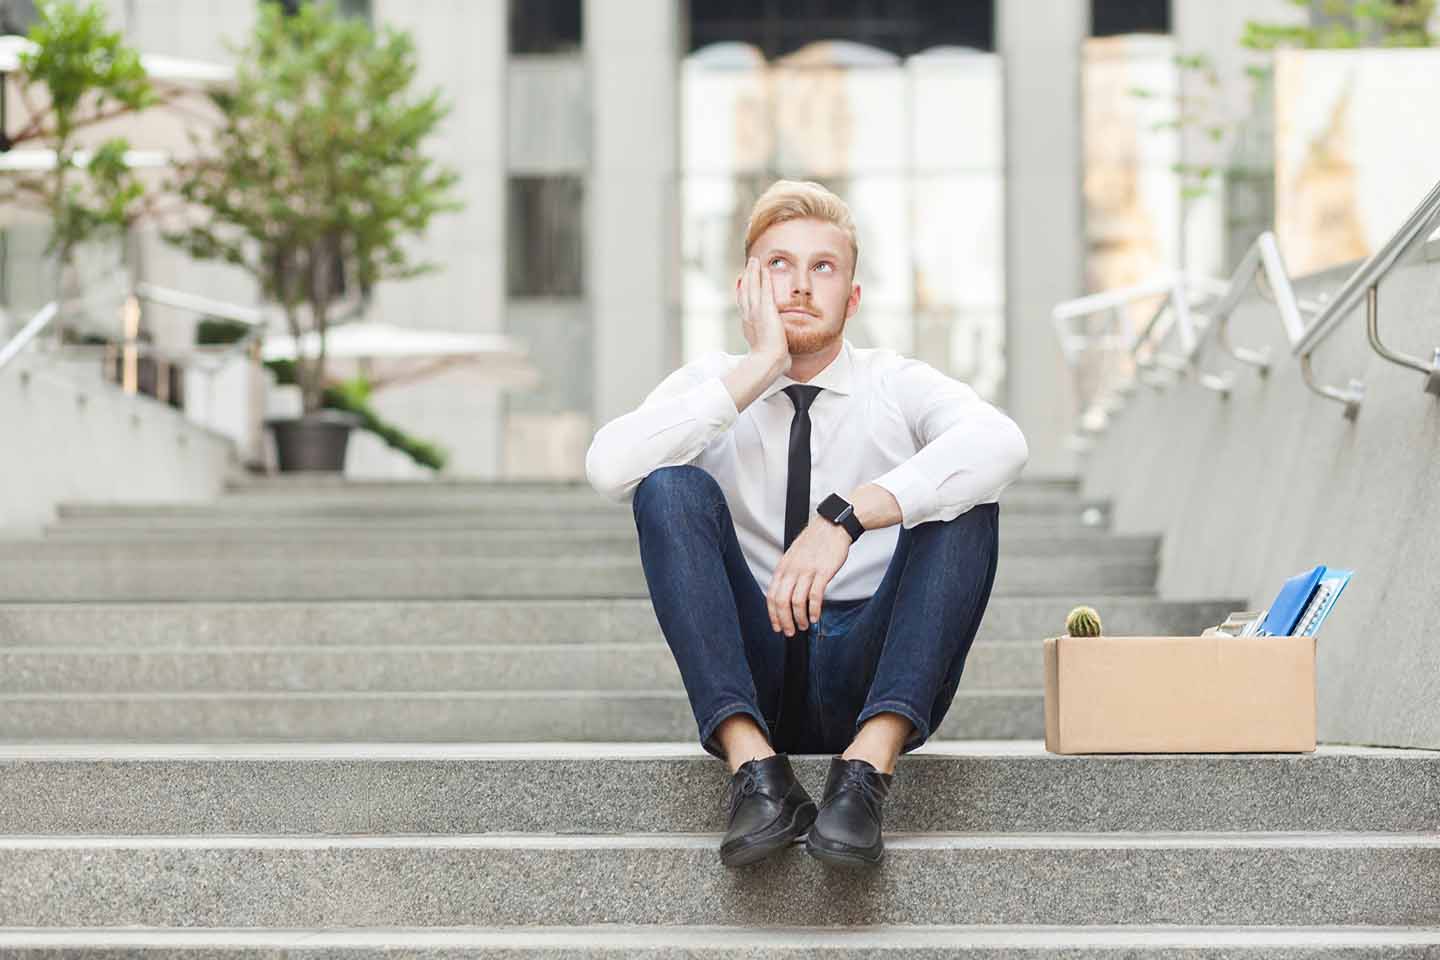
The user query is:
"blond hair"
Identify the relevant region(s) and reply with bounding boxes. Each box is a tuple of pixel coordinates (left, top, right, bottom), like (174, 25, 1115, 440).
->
(743, 179, 859, 276)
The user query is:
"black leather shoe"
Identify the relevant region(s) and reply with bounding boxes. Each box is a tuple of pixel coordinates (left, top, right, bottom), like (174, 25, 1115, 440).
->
(804, 756, 893, 868)
(719, 754, 817, 867)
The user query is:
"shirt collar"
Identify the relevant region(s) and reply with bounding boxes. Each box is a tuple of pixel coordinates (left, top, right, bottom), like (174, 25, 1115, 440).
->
(758, 337, 854, 403)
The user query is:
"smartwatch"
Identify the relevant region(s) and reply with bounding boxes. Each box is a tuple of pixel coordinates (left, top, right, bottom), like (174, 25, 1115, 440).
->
(817, 492, 865, 542)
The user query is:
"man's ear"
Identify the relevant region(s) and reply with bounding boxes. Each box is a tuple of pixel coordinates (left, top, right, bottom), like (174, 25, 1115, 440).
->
(845, 282, 862, 320)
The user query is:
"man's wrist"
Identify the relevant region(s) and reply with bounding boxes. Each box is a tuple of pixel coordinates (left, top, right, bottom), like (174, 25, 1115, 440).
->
(752, 349, 790, 380)
(846, 483, 903, 531)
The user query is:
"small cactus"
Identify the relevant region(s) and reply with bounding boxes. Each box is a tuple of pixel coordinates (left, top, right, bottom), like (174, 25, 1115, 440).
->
(1066, 605, 1102, 637)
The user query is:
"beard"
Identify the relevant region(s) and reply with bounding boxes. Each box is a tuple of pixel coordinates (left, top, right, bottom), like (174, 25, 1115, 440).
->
(783, 312, 844, 355)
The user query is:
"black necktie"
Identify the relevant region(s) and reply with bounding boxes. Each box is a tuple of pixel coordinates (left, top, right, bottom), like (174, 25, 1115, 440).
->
(782, 384, 822, 551)
(777, 383, 821, 752)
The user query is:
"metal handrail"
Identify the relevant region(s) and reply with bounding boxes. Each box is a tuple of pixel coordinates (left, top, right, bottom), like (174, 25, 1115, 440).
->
(1366, 285, 1440, 396)
(1269, 175, 1440, 417)
(1207, 174, 1440, 418)
(1292, 175, 1440, 356)
(133, 282, 266, 326)
(1051, 272, 1228, 362)
(1214, 233, 1309, 343)
(0, 301, 58, 374)
(1056, 172, 1440, 431)
(1050, 275, 1232, 449)
(131, 282, 269, 375)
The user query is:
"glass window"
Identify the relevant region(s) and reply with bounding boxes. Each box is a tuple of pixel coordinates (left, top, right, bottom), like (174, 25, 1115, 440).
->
(0, 0, 37, 36)
(274, 0, 371, 20)
(510, 0, 582, 55)
(687, 0, 993, 57)
(680, 42, 1008, 401)
(507, 177, 585, 297)
(1090, 0, 1170, 37)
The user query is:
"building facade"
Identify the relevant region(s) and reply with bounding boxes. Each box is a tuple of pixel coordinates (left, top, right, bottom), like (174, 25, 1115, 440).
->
(2, 0, 1294, 478)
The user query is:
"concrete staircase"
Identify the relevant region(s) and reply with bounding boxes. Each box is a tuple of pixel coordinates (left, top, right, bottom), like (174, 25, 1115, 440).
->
(0, 476, 1436, 956)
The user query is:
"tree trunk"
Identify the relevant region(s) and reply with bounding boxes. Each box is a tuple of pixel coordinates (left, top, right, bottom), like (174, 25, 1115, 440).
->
(306, 238, 334, 415)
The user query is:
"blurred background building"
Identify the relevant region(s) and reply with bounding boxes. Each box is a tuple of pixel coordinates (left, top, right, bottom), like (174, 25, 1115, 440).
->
(0, 0, 1387, 481)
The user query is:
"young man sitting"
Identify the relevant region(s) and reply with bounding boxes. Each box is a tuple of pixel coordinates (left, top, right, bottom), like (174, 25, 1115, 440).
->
(586, 180, 1028, 868)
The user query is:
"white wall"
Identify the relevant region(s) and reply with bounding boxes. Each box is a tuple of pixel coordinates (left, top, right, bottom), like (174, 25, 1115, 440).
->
(998, 0, 1086, 477)
(109, 0, 255, 61)
(585, 0, 681, 428)
(367, 0, 508, 476)
(1079, 249, 1440, 750)
(0, 360, 233, 535)
(1172, 0, 1296, 276)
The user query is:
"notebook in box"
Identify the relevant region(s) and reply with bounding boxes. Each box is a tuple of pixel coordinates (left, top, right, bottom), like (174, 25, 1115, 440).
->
(1257, 564, 1325, 637)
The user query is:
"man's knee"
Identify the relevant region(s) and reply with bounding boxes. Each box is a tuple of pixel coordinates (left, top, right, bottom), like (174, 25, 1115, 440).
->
(913, 502, 998, 549)
(632, 464, 723, 523)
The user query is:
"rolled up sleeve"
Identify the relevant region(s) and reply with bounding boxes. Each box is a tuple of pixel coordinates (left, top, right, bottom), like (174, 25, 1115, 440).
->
(870, 357, 1029, 528)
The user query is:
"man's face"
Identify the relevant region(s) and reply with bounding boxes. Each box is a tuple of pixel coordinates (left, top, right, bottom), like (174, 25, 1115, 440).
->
(746, 217, 860, 356)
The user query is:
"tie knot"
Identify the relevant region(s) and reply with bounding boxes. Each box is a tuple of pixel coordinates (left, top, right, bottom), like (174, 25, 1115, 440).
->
(783, 384, 822, 413)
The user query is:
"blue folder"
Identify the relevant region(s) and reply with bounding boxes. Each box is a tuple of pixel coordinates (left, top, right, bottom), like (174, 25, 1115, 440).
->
(1256, 564, 1326, 637)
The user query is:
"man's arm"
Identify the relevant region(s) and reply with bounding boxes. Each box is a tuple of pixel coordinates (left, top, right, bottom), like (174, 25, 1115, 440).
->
(861, 357, 1029, 529)
(584, 350, 788, 503)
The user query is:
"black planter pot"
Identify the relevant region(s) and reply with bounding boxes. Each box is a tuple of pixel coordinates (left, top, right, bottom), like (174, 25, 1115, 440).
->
(267, 411, 363, 473)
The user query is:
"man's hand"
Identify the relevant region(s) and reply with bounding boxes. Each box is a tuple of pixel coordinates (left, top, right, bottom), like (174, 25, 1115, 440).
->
(767, 519, 853, 637)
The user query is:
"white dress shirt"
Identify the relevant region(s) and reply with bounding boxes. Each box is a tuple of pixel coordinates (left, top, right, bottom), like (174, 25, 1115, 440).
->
(585, 337, 1029, 601)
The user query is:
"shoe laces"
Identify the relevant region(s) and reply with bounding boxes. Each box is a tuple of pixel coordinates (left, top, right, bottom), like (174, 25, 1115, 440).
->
(722, 766, 764, 818)
(828, 763, 887, 813)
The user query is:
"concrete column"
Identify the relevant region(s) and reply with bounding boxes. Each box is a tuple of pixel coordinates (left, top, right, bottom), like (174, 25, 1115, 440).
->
(114, 0, 255, 62)
(367, 0, 508, 475)
(584, 0, 682, 426)
(998, 1, 1086, 477)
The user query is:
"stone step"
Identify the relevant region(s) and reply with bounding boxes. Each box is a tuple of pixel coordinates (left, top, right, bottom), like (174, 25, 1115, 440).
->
(221, 474, 1084, 494)
(32, 528, 1153, 560)
(0, 597, 1238, 649)
(0, 743, 1432, 836)
(53, 492, 1112, 519)
(15, 531, 1157, 561)
(0, 640, 1046, 694)
(3, 926, 1438, 958)
(42, 510, 1110, 536)
(0, 833, 1434, 927)
(0, 555, 1157, 602)
(0, 689, 1042, 741)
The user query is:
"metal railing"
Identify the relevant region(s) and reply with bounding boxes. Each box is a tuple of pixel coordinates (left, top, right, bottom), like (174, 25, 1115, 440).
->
(1049, 273, 1230, 447)
(1, 282, 274, 465)
(1053, 174, 1440, 437)
(0, 301, 58, 374)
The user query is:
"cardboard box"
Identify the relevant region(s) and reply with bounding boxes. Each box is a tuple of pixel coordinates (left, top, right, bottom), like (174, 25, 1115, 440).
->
(1043, 634, 1316, 754)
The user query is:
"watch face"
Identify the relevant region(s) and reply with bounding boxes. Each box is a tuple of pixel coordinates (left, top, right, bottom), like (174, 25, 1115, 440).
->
(819, 493, 851, 522)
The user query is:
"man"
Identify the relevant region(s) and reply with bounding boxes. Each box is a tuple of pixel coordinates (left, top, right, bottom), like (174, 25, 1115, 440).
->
(585, 180, 1028, 869)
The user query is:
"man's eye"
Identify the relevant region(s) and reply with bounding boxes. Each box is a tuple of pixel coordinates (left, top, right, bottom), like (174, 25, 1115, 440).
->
(815, 262, 833, 272)
(768, 258, 787, 268)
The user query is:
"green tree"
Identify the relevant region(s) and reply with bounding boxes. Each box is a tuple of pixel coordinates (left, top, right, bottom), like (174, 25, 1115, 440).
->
(1132, 0, 1434, 260)
(166, 1, 461, 414)
(0, 0, 155, 326)
(1243, 0, 1434, 50)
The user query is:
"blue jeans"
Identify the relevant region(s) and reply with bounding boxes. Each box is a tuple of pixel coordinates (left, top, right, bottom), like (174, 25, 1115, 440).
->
(631, 464, 999, 760)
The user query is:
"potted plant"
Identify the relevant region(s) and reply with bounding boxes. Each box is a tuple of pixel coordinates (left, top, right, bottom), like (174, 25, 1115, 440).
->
(165, 0, 460, 471)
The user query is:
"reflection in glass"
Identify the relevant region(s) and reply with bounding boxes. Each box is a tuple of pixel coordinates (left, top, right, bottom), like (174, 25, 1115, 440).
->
(681, 40, 1006, 401)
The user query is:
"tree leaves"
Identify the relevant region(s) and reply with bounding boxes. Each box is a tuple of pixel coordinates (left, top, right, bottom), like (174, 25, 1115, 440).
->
(168, 1, 462, 413)
(7, 1, 155, 264)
